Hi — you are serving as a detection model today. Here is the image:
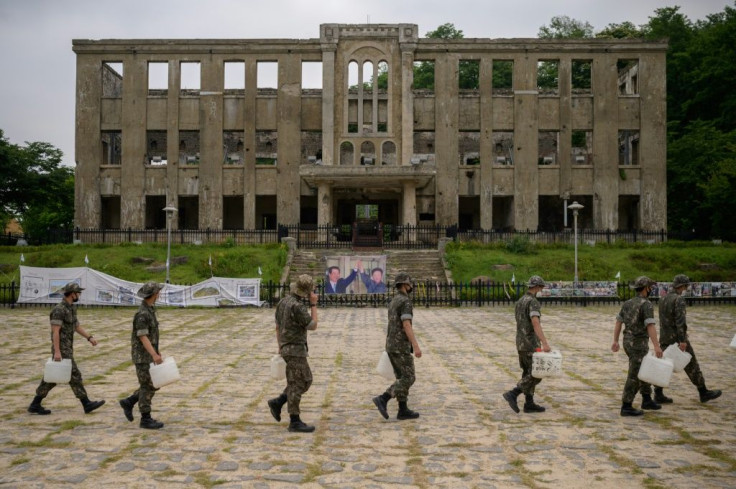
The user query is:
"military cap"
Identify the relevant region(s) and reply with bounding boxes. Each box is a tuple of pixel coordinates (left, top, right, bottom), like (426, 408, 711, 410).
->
(672, 274, 691, 288)
(293, 274, 315, 298)
(631, 276, 656, 289)
(526, 275, 546, 288)
(393, 272, 412, 288)
(60, 282, 84, 294)
(137, 281, 164, 298)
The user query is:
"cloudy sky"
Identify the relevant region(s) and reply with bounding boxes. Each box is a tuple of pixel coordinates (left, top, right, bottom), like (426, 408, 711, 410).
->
(0, 0, 729, 166)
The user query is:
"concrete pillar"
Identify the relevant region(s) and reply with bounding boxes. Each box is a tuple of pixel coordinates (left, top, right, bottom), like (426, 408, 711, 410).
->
(120, 56, 147, 229)
(276, 54, 302, 225)
(317, 182, 332, 225)
(479, 56, 493, 230)
(74, 55, 102, 228)
(639, 53, 667, 231)
(513, 55, 539, 231)
(558, 57, 573, 203)
(434, 53, 459, 226)
(243, 58, 257, 229)
(321, 47, 336, 166)
(402, 181, 417, 226)
(199, 57, 224, 229)
(400, 43, 415, 166)
(166, 59, 180, 229)
(592, 54, 619, 230)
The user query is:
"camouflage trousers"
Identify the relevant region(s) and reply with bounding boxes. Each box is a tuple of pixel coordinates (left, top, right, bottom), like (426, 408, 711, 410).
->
(516, 351, 542, 396)
(660, 341, 705, 389)
(134, 363, 158, 415)
(35, 358, 88, 400)
(386, 350, 416, 402)
(622, 345, 652, 403)
(282, 356, 313, 415)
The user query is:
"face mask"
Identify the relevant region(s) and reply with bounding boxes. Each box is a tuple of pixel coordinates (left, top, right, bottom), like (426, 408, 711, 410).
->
(72, 294, 80, 303)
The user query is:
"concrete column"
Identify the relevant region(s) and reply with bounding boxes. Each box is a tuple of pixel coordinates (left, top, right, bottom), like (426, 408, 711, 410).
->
(513, 55, 539, 231)
(434, 53, 459, 226)
(276, 54, 302, 225)
(199, 56, 224, 229)
(74, 55, 102, 228)
(400, 44, 416, 166)
(479, 56, 493, 230)
(166, 59, 180, 229)
(402, 181, 417, 226)
(120, 56, 147, 229)
(592, 54, 619, 230)
(321, 47, 336, 165)
(317, 182, 332, 225)
(639, 52, 667, 231)
(243, 58, 257, 229)
(558, 57, 573, 203)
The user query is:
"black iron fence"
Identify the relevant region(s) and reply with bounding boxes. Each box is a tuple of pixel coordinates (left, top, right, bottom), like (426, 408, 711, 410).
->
(4, 281, 734, 309)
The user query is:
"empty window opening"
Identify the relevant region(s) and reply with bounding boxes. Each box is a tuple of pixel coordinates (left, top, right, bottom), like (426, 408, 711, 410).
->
(459, 196, 480, 231)
(377, 61, 388, 91)
(537, 60, 559, 95)
(145, 195, 167, 229)
(178, 196, 199, 230)
(618, 196, 640, 230)
(493, 132, 514, 165)
(301, 131, 323, 164)
(302, 61, 323, 90)
(102, 62, 123, 98)
(412, 131, 435, 165)
(224, 131, 244, 165)
(572, 130, 593, 165)
(100, 196, 121, 229)
(179, 131, 200, 165)
(459, 60, 480, 90)
(377, 61, 389, 132)
(340, 141, 354, 166)
(413, 60, 435, 91)
(257, 61, 278, 90)
(255, 195, 277, 230)
(360, 141, 376, 166)
(538, 131, 559, 166)
(180, 62, 201, 91)
(147, 131, 168, 165)
(101, 131, 122, 165)
(148, 62, 168, 93)
(618, 59, 639, 95)
(300, 196, 318, 226)
(362, 61, 374, 93)
(619, 130, 640, 166)
(381, 141, 396, 166)
(572, 60, 592, 94)
(492, 196, 514, 231)
(223, 195, 244, 230)
(492, 60, 513, 95)
(256, 131, 277, 165)
(224, 61, 245, 91)
(538, 196, 566, 232)
(459, 131, 480, 166)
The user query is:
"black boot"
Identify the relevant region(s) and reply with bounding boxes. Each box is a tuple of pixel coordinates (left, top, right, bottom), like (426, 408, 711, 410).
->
(288, 414, 315, 433)
(620, 402, 644, 416)
(397, 401, 420, 420)
(372, 392, 391, 420)
(699, 387, 722, 403)
(139, 413, 164, 430)
(640, 394, 661, 410)
(523, 395, 546, 413)
(654, 387, 673, 404)
(81, 397, 106, 414)
(502, 387, 522, 413)
(267, 393, 287, 422)
(28, 395, 51, 415)
(119, 394, 138, 422)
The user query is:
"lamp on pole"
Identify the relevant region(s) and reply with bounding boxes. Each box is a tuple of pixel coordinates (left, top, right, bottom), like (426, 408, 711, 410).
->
(567, 201, 584, 290)
(163, 205, 177, 284)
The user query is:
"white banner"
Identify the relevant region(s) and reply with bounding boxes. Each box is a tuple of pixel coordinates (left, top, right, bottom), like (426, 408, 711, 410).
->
(18, 266, 263, 307)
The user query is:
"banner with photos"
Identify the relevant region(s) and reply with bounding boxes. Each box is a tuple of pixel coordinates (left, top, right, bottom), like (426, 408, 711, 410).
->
(323, 255, 387, 294)
(537, 280, 736, 298)
(18, 266, 262, 306)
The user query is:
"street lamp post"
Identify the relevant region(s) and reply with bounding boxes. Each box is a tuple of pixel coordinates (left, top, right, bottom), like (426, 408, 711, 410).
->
(567, 201, 584, 292)
(163, 205, 177, 283)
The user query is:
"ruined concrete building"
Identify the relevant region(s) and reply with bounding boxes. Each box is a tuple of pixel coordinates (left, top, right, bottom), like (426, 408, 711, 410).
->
(73, 24, 667, 232)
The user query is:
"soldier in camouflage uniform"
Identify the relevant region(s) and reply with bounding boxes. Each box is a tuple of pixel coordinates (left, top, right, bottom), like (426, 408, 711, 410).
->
(502, 276, 551, 414)
(119, 282, 165, 429)
(612, 276, 664, 416)
(267, 274, 319, 433)
(28, 282, 105, 415)
(373, 272, 422, 420)
(655, 274, 721, 404)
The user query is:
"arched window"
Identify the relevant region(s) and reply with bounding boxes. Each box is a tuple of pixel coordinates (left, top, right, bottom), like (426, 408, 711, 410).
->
(360, 141, 375, 166)
(340, 141, 354, 166)
(381, 141, 396, 166)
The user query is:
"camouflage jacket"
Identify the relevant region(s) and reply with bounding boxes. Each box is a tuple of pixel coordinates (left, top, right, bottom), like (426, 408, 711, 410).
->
(49, 300, 78, 358)
(386, 290, 414, 353)
(616, 296, 655, 350)
(276, 294, 314, 357)
(515, 292, 542, 352)
(131, 302, 159, 364)
(658, 291, 688, 346)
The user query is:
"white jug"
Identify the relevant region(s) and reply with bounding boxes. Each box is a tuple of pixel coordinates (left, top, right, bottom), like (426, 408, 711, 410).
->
(663, 343, 692, 372)
(270, 355, 286, 380)
(532, 350, 563, 378)
(637, 354, 673, 387)
(149, 357, 181, 388)
(376, 351, 395, 380)
(44, 358, 72, 383)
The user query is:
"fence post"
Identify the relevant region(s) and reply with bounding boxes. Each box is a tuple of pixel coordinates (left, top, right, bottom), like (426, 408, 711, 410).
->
(10, 281, 16, 309)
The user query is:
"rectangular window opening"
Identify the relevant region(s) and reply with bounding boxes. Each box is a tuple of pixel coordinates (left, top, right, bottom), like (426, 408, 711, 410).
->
(257, 61, 278, 90)
(145, 196, 168, 229)
(146, 130, 168, 165)
(538, 131, 559, 166)
(618, 59, 639, 95)
(180, 62, 201, 92)
(412, 131, 436, 165)
(178, 196, 200, 230)
(459, 60, 480, 90)
(537, 60, 559, 95)
(148, 62, 168, 94)
(492, 132, 514, 166)
(301, 131, 323, 165)
(101, 131, 122, 165)
(619, 130, 640, 166)
(223, 196, 244, 230)
(102, 62, 123, 98)
(256, 131, 278, 165)
(100, 196, 121, 229)
(224, 131, 244, 165)
(572, 130, 593, 165)
(224, 61, 245, 91)
(572, 60, 592, 94)
(492, 60, 513, 95)
(179, 131, 200, 165)
(413, 60, 435, 92)
(302, 61, 322, 90)
(459, 131, 481, 166)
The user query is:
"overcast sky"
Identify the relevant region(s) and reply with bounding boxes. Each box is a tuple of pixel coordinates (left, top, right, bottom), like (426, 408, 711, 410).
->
(0, 0, 729, 166)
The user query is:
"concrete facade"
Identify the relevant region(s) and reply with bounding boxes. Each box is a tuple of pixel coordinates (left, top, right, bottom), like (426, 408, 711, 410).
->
(73, 25, 667, 232)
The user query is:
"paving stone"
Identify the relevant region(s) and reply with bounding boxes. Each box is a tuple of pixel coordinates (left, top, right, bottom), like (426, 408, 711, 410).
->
(263, 473, 304, 483)
(352, 463, 378, 472)
(112, 462, 136, 472)
(248, 462, 273, 470)
(372, 475, 414, 485)
(216, 461, 239, 471)
(143, 462, 170, 471)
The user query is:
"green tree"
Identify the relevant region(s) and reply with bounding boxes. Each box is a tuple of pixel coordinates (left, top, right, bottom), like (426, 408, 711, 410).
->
(413, 23, 478, 90)
(701, 157, 736, 241)
(538, 15, 594, 39)
(596, 21, 646, 38)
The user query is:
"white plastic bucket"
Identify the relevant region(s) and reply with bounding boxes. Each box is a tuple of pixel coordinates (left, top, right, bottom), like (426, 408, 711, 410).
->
(637, 354, 673, 387)
(730, 334, 736, 349)
(270, 355, 286, 380)
(149, 357, 181, 388)
(376, 351, 395, 380)
(531, 350, 563, 378)
(44, 358, 72, 383)
(663, 343, 692, 372)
